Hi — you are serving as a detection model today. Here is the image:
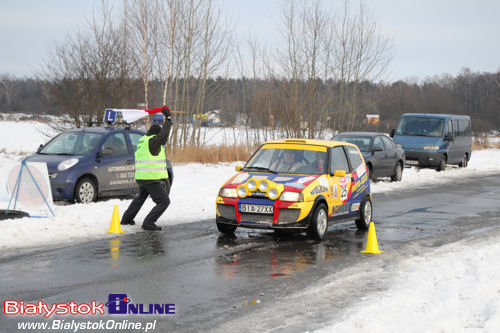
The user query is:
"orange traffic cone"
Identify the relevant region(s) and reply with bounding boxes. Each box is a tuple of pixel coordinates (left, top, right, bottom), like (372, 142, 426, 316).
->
(107, 205, 124, 234)
(361, 221, 383, 254)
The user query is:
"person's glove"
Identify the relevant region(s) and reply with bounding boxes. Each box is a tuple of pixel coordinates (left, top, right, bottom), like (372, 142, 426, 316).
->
(162, 105, 172, 121)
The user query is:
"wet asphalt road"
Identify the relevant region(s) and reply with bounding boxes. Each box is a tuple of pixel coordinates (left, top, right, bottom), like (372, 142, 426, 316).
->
(1, 172, 500, 332)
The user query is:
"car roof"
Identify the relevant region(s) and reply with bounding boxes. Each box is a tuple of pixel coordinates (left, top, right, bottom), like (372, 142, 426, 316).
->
(65, 126, 144, 134)
(263, 138, 358, 149)
(402, 113, 470, 120)
(335, 132, 385, 138)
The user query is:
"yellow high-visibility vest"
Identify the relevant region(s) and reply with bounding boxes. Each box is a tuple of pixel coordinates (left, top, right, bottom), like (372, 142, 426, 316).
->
(134, 135, 168, 180)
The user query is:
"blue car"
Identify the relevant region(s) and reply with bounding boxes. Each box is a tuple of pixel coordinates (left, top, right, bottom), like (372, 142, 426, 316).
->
(25, 126, 173, 203)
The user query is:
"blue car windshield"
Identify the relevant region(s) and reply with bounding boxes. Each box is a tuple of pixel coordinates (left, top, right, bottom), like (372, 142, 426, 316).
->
(396, 117, 444, 137)
(40, 132, 103, 155)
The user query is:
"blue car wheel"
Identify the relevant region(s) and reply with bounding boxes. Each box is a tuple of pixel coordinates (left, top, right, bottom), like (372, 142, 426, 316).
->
(74, 177, 97, 204)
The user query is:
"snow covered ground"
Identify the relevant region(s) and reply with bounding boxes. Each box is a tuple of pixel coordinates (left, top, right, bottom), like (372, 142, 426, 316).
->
(316, 232, 500, 332)
(1, 118, 500, 331)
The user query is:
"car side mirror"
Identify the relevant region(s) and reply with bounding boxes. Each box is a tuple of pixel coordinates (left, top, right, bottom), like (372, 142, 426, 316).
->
(445, 133, 454, 141)
(99, 147, 114, 158)
(333, 170, 346, 177)
(373, 146, 383, 152)
(389, 129, 395, 138)
(37, 144, 44, 153)
(235, 165, 243, 171)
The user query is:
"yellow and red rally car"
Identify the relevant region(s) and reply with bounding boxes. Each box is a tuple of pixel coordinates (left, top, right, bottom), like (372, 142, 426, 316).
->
(216, 139, 372, 240)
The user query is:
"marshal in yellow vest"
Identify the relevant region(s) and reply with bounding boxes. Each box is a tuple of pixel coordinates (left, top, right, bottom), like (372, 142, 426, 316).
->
(134, 135, 169, 180)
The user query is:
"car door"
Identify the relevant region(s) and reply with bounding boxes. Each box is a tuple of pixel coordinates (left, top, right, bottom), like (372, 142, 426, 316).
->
(372, 136, 390, 177)
(327, 146, 352, 218)
(381, 135, 398, 174)
(95, 132, 135, 192)
(125, 131, 144, 189)
(445, 119, 459, 164)
(344, 145, 369, 215)
(450, 119, 462, 164)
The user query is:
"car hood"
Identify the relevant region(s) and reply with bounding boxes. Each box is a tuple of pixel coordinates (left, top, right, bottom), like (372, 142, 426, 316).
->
(223, 172, 321, 192)
(24, 154, 83, 172)
(393, 135, 441, 149)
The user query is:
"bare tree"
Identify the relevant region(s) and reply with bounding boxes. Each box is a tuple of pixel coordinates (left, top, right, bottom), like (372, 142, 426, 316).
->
(276, 0, 332, 138)
(329, 0, 393, 131)
(42, 1, 135, 130)
(0, 74, 20, 112)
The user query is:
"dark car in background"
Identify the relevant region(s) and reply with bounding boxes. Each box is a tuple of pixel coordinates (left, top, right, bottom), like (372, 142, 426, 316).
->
(25, 126, 173, 204)
(333, 132, 405, 182)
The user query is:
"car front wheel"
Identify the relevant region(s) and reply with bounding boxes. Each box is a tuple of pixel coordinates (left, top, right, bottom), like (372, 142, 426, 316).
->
(307, 203, 328, 240)
(74, 177, 97, 204)
(355, 197, 372, 230)
(436, 157, 446, 172)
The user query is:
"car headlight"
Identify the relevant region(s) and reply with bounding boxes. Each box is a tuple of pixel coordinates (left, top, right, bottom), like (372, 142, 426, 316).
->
(423, 145, 439, 150)
(258, 179, 269, 192)
(247, 179, 257, 191)
(279, 191, 304, 202)
(267, 188, 279, 200)
(237, 185, 248, 198)
(58, 158, 79, 171)
(219, 188, 237, 198)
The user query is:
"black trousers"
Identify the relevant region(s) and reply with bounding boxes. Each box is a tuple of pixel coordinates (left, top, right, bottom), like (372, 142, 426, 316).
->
(122, 181, 170, 226)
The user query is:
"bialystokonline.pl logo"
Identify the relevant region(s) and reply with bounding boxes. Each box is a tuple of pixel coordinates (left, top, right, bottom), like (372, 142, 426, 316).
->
(3, 294, 175, 331)
(4, 294, 176, 317)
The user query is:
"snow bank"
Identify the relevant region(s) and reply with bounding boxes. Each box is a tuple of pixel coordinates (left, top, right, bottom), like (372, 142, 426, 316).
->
(316, 232, 500, 332)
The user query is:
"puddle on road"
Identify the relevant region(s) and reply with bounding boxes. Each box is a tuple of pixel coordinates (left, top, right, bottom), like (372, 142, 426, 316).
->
(214, 227, 366, 279)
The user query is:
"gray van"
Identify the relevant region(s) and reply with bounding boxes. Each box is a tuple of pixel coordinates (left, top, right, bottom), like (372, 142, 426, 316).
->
(390, 113, 471, 171)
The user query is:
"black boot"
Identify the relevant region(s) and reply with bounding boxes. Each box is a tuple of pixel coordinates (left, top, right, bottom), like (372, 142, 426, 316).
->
(121, 220, 135, 225)
(142, 223, 162, 231)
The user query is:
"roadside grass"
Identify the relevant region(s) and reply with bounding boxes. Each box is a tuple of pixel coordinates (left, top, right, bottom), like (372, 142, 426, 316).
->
(168, 144, 256, 164)
(169, 139, 499, 164)
(472, 138, 500, 150)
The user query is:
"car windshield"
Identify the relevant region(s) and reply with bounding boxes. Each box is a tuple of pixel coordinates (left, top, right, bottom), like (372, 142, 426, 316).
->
(396, 117, 444, 137)
(244, 146, 327, 175)
(39, 132, 104, 155)
(335, 137, 371, 152)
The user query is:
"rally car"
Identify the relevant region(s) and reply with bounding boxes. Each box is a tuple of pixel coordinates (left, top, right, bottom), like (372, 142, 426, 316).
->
(216, 139, 372, 240)
(25, 126, 173, 204)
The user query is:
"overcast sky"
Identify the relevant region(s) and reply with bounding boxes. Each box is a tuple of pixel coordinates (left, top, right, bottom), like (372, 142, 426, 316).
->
(1, 0, 499, 82)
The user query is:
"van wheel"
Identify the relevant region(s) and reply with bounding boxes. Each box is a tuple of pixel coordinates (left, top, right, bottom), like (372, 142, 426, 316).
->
(74, 177, 97, 204)
(459, 154, 468, 168)
(307, 203, 328, 240)
(355, 197, 372, 230)
(391, 161, 403, 182)
(436, 157, 446, 172)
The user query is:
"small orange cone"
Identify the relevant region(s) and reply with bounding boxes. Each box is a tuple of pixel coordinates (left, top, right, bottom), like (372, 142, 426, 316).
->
(361, 221, 383, 254)
(107, 205, 124, 234)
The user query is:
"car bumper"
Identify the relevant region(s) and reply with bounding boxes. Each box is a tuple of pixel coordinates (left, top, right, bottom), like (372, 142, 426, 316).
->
(215, 196, 314, 230)
(48, 172, 77, 201)
(404, 151, 444, 167)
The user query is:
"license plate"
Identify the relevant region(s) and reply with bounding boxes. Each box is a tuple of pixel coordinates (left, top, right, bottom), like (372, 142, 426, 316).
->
(240, 204, 274, 214)
(406, 160, 418, 165)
